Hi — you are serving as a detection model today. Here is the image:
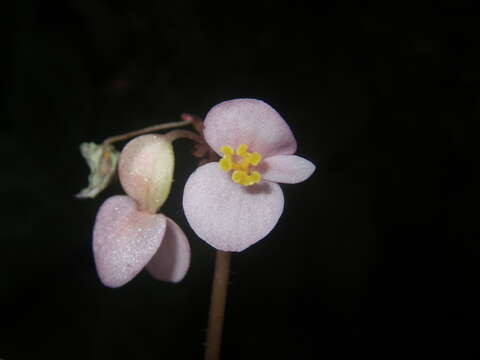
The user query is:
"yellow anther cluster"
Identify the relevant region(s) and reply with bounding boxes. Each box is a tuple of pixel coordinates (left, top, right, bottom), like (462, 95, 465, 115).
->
(219, 144, 262, 186)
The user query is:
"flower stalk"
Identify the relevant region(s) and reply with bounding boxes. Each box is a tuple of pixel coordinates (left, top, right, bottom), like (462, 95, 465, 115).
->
(204, 250, 231, 360)
(103, 118, 194, 145)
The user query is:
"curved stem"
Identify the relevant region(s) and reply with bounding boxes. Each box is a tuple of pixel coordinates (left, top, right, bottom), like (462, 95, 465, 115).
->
(204, 250, 231, 360)
(165, 129, 202, 143)
(102, 118, 193, 145)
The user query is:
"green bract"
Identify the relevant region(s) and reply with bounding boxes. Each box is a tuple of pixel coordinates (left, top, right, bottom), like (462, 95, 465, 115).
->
(76, 142, 119, 199)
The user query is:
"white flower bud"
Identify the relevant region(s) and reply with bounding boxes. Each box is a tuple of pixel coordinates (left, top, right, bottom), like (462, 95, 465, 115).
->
(118, 134, 174, 214)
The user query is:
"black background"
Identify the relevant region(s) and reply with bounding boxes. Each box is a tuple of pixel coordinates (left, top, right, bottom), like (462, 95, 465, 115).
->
(3, 1, 479, 359)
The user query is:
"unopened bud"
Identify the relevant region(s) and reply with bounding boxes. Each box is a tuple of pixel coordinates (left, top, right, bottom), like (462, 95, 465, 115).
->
(118, 134, 174, 214)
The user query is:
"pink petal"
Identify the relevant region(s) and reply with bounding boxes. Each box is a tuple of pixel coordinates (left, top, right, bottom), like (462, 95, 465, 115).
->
(204, 99, 297, 158)
(118, 134, 174, 214)
(259, 155, 316, 184)
(93, 195, 167, 288)
(183, 163, 284, 252)
(146, 217, 191, 283)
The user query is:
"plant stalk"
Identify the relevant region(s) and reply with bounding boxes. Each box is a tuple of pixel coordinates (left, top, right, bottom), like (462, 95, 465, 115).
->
(204, 250, 231, 360)
(103, 118, 193, 145)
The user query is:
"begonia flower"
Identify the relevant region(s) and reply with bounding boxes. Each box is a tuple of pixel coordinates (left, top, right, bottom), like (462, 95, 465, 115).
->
(183, 99, 315, 252)
(93, 134, 190, 288)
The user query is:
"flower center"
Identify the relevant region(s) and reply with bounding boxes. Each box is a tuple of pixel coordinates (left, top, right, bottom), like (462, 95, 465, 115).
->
(218, 144, 262, 186)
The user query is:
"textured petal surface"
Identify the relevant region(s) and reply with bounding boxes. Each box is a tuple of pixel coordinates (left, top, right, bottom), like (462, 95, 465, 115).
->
(119, 134, 174, 214)
(146, 217, 191, 283)
(259, 155, 316, 184)
(204, 99, 297, 158)
(183, 163, 284, 252)
(93, 195, 167, 288)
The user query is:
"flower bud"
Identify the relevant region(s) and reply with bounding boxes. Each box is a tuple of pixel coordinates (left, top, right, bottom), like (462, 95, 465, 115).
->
(118, 134, 174, 214)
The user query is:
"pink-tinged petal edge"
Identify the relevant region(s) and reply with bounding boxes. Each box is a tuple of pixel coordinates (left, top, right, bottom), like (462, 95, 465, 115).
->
(146, 217, 191, 283)
(259, 155, 316, 184)
(203, 99, 297, 159)
(93, 195, 167, 288)
(183, 163, 284, 252)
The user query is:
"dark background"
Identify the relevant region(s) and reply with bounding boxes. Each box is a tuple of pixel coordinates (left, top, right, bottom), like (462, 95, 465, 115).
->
(3, 1, 479, 359)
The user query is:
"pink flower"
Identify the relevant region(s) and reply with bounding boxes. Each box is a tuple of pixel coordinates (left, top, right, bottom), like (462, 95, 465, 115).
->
(93, 135, 190, 288)
(183, 99, 315, 252)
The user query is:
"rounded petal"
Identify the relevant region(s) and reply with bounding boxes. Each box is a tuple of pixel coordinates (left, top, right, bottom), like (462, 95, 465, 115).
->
(93, 195, 167, 288)
(146, 217, 191, 283)
(259, 155, 316, 184)
(204, 99, 297, 158)
(183, 163, 284, 252)
(118, 134, 174, 214)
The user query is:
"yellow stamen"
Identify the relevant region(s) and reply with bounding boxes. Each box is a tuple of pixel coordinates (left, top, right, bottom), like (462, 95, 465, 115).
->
(219, 157, 232, 171)
(249, 171, 261, 184)
(236, 144, 248, 157)
(218, 144, 263, 186)
(249, 152, 261, 166)
(221, 145, 234, 156)
(232, 170, 247, 184)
